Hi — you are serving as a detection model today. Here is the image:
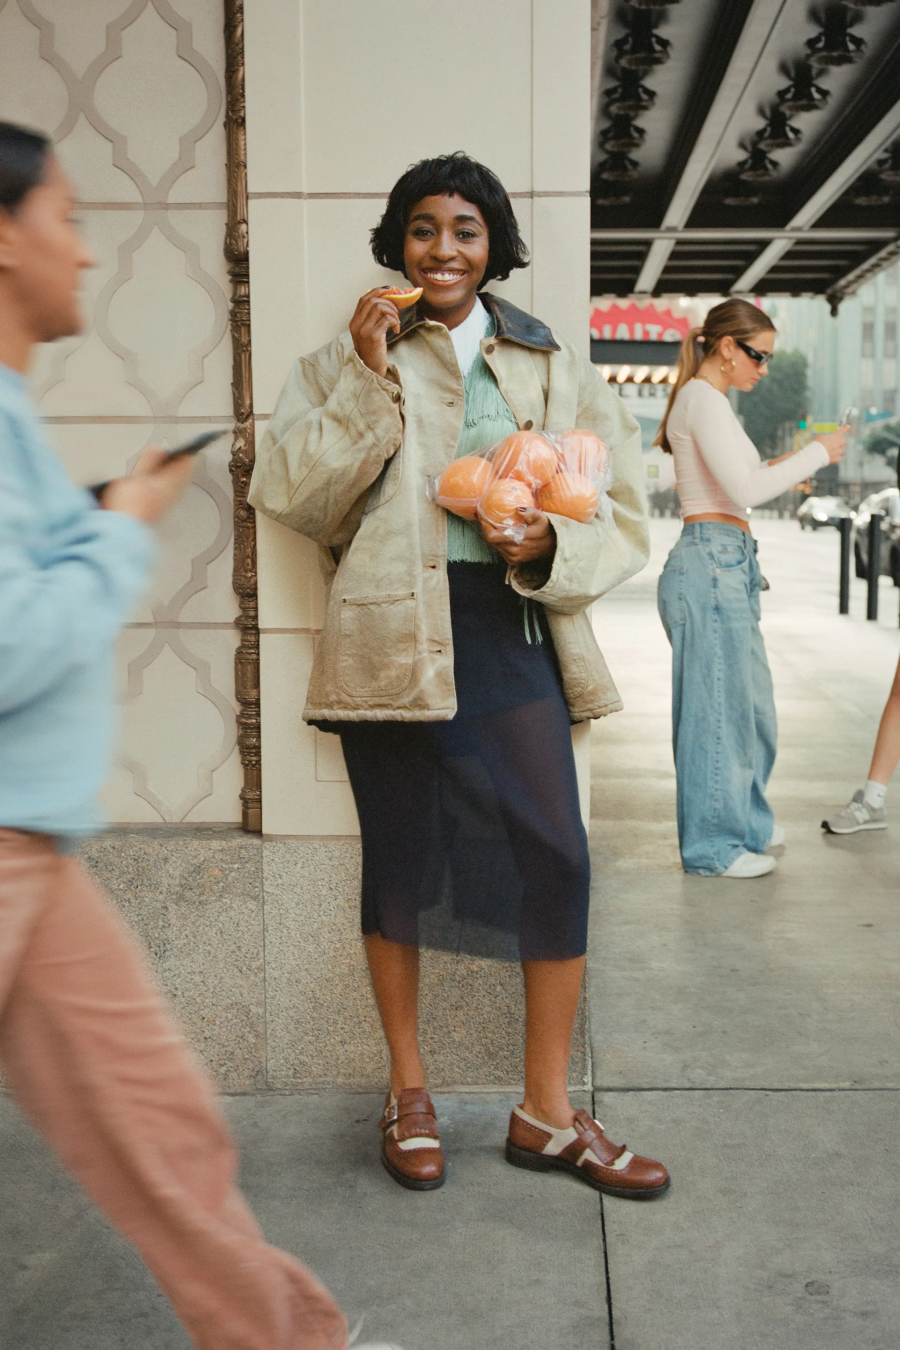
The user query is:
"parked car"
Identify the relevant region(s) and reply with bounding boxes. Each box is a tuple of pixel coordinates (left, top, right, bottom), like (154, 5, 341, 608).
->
(852, 488, 900, 583)
(796, 495, 855, 530)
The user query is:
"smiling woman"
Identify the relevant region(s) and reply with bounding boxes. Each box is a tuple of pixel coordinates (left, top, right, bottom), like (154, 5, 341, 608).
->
(248, 152, 669, 1205)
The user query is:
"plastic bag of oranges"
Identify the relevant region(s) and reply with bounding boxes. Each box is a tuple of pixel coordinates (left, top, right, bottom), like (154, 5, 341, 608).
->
(429, 428, 612, 543)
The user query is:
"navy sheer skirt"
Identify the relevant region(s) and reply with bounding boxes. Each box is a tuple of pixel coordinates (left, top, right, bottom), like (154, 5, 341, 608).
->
(333, 562, 591, 962)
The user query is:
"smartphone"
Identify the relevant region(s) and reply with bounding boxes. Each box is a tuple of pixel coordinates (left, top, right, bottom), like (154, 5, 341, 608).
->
(89, 429, 227, 500)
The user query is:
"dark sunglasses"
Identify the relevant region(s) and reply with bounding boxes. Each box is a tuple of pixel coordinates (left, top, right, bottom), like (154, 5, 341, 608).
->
(735, 338, 771, 366)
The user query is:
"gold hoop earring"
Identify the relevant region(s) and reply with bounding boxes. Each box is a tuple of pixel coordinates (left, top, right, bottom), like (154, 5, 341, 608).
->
(721, 358, 736, 374)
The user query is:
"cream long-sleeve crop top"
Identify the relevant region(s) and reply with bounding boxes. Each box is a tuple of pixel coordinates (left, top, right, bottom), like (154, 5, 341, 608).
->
(667, 379, 830, 520)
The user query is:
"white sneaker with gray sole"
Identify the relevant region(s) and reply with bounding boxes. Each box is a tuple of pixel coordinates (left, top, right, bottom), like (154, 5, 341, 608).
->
(822, 789, 887, 835)
(720, 851, 777, 878)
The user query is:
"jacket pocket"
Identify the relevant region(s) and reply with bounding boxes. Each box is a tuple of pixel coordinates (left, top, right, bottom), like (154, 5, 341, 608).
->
(338, 590, 417, 696)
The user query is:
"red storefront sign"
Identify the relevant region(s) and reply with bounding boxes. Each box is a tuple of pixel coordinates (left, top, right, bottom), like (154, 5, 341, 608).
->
(590, 302, 690, 343)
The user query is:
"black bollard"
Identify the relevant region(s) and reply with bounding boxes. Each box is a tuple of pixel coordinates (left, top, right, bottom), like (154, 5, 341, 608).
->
(867, 510, 883, 621)
(839, 516, 851, 614)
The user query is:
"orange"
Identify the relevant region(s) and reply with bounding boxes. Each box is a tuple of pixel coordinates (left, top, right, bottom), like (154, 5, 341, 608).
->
(556, 428, 609, 478)
(478, 477, 535, 530)
(436, 455, 494, 518)
(492, 431, 558, 487)
(382, 286, 423, 309)
(539, 471, 600, 524)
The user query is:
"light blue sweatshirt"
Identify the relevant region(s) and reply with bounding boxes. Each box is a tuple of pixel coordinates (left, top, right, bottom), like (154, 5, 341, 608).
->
(0, 363, 156, 845)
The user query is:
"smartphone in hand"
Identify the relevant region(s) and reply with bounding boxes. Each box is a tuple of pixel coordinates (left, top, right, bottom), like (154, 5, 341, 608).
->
(89, 430, 227, 500)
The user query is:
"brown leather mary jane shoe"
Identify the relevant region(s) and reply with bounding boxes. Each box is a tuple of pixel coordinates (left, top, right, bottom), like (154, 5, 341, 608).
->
(380, 1088, 445, 1191)
(505, 1107, 669, 1200)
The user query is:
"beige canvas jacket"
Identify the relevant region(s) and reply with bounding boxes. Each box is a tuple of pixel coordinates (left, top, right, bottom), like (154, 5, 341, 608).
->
(248, 294, 649, 724)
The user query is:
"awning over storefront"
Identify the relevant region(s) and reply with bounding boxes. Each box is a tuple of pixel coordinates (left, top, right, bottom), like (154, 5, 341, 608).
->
(590, 0, 900, 309)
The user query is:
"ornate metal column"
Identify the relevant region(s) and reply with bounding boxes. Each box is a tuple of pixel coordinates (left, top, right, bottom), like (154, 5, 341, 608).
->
(224, 0, 262, 832)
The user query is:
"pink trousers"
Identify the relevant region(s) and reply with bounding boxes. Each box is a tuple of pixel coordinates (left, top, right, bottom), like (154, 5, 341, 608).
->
(0, 829, 348, 1350)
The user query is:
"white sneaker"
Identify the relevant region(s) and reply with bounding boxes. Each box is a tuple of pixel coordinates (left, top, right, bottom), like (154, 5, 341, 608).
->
(721, 851, 777, 878)
(769, 824, 785, 848)
(822, 789, 887, 835)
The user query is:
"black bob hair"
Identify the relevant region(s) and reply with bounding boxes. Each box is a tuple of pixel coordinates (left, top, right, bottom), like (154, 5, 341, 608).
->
(0, 122, 51, 214)
(370, 152, 529, 289)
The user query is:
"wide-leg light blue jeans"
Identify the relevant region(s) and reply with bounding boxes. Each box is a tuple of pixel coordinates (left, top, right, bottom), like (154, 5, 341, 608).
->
(657, 522, 777, 875)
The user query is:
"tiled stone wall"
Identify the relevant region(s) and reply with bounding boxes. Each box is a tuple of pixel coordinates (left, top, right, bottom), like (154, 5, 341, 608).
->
(0, 0, 241, 825)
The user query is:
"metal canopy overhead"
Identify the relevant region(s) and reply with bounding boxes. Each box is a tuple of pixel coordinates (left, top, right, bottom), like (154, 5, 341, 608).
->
(590, 0, 900, 308)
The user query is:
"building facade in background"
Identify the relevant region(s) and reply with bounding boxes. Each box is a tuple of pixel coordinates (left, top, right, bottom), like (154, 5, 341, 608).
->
(763, 261, 899, 426)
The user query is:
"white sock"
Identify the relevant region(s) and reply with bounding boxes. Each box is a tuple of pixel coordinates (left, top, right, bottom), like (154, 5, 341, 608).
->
(863, 780, 887, 810)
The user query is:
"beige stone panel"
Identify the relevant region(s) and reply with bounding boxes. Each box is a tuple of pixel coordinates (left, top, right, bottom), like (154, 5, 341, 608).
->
(572, 719, 592, 828)
(59, 115, 143, 204)
(488, 195, 534, 318)
(103, 210, 230, 419)
(246, 199, 311, 416)
(164, 0, 228, 204)
(314, 729, 349, 783)
(530, 194, 591, 354)
(262, 837, 589, 1089)
(37, 327, 151, 420)
(92, 3, 215, 193)
(257, 512, 325, 631)
(82, 829, 265, 1091)
(298, 0, 534, 195)
(244, 0, 305, 194)
(37, 420, 152, 493)
(531, 0, 591, 193)
(0, 1, 69, 133)
(26, 0, 128, 80)
(98, 764, 163, 825)
(107, 626, 238, 825)
(248, 197, 395, 415)
(259, 634, 360, 835)
(33, 208, 230, 420)
(102, 744, 241, 826)
(152, 444, 238, 624)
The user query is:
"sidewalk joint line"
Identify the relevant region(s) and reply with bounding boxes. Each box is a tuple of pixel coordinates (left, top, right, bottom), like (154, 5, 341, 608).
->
(599, 1195, 617, 1350)
(593, 1085, 900, 1093)
(594, 1088, 617, 1350)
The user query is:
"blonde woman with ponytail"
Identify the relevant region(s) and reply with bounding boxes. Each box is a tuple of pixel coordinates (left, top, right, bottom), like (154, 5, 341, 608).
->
(655, 298, 847, 878)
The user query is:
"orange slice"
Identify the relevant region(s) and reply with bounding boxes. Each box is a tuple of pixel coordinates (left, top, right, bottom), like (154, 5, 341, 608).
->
(382, 286, 423, 309)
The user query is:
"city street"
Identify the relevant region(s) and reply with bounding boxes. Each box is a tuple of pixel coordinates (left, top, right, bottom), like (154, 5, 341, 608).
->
(3, 516, 900, 1349)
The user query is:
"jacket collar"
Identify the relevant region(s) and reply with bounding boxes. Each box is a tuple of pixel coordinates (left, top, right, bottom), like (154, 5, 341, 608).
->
(386, 291, 560, 353)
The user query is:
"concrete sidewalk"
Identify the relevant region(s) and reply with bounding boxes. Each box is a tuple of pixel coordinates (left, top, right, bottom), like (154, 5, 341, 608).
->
(591, 516, 900, 1350)
(3, 517, 900, 1348)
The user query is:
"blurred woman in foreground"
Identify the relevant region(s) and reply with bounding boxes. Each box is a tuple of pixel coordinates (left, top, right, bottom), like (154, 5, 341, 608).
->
(656, 298, 847, 878)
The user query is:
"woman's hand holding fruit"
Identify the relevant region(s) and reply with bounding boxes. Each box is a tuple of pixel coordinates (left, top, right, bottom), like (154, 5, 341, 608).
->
(480, 506, 556, 565)
(432, 429, 611, 561)
(350, 286, 422, 378)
